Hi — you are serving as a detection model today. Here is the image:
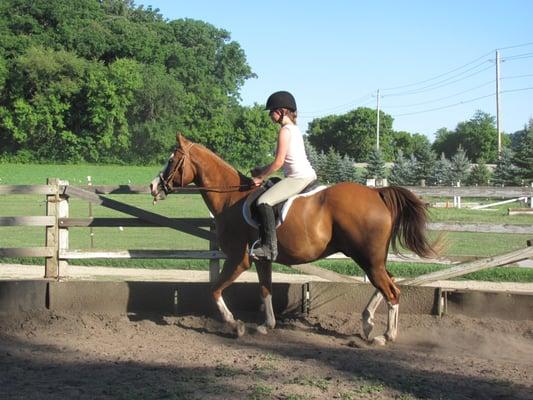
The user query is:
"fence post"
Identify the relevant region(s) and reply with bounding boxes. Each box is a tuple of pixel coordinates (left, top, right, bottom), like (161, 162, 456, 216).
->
(88, 176, 94, 248)
(453, 181, 461, 208)
(58, 179, 69, 277)
(45, 178, 69, 279)
(45, 178, 59, 278)
(208, 212, 220, 282)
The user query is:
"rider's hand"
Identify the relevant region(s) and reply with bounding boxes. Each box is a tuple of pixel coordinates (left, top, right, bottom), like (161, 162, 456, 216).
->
(252, 176, 263, 186)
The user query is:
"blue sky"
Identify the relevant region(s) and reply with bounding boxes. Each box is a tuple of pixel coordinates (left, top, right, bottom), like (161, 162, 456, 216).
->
(142, 1, 533, 142)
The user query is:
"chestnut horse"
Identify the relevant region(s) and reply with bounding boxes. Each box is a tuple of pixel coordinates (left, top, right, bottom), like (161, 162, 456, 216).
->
(151, 134, 437, 344)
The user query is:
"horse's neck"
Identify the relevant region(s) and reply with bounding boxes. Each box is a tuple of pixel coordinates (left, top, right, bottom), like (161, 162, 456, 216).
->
(192, 146, 250, 216)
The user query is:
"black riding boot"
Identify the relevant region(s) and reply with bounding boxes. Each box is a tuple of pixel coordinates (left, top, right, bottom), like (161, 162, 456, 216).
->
(250, 204, 278, 261)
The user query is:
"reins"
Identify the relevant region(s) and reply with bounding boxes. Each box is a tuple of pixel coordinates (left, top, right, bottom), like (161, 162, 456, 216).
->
(158, 142, 255, 195)
(170, 184, 254, 193)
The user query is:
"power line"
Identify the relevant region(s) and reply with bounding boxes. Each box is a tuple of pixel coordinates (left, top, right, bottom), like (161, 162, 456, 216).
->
(497, 41, 533, 51)
(380, 50, 494, 91)
(391, 87, 533, 117)
(383, 74, 533, 109)
(383, 80, 494, 108)
(383, 63, 493, 97)
(502, 73, 533, 80)
(300, 42, 533, 118)
(503, 52, 533, 61)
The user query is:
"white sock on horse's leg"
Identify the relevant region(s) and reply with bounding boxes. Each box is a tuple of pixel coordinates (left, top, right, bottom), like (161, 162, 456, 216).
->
(216, 296, 246, 337)
(362, 289, 383, 339)
(257, 294, 276, 335)
(384, 302, 399, 342)
(263, 294, 276, 329)
(216, 297, 236, 324)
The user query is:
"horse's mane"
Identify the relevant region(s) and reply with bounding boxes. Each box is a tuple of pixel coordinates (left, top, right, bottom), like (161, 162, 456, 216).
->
(194, 142, 254, 188)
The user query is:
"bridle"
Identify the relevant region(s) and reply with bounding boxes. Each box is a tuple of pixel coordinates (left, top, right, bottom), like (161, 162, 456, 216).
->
(156, 143, 255, 197)
(159, 142, 194, 195)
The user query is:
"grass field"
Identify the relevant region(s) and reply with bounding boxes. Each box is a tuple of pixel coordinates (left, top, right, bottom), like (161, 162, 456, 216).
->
(1, 163, 532, 282)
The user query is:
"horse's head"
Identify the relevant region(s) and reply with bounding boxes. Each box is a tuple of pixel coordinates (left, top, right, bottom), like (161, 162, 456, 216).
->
(150, 133, 196, 202)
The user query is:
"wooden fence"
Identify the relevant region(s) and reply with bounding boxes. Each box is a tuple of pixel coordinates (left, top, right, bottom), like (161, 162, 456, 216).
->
(1, 181, 532, 281)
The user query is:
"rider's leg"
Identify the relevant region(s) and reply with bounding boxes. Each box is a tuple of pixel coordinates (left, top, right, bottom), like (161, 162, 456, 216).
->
(250, 177, 315, 261)
(251, 203, 278, 260)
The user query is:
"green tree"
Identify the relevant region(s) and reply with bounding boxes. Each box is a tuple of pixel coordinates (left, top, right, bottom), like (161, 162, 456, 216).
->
(224, 104, 278, 170)
(449, 146, 471, 185)
(127, 63, 186, 163)
(390, 131, 432, 160)
(389, 150, 414, 185)
(365, 148, 387, 179)
(430, 153, 452, 185)
(466, 159, 491, 186)
(338, 154, 361, 183)
(85, 58, 143, 162)
(510, 119, 533, 184)
(432, 111, 500, 162)
(456, 110, 498, 162)
(432, 127, 458, 159)
(308, 107, 395, 162)
(492, 147, 519, 186)
(413, 141, 437, 184)
(0, 0, 256, 163)
(0, 46, 88, 161)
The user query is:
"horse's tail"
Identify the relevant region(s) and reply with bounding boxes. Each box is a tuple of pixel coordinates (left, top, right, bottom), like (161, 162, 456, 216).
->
(378, 186, 439, 258)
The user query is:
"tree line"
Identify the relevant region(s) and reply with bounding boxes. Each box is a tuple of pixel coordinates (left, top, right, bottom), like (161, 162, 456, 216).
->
(1, 1, 531, 185)
(0, 0, 277, 169)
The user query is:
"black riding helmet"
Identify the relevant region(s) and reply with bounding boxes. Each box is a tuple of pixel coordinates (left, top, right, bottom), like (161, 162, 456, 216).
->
(265, 91, 297, 111)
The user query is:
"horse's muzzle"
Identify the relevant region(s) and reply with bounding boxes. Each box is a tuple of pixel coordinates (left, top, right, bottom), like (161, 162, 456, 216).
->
(150, 176, 168, 202)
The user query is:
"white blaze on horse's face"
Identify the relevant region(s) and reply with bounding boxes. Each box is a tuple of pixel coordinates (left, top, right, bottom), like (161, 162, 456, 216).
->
(150, 152, 174, 202)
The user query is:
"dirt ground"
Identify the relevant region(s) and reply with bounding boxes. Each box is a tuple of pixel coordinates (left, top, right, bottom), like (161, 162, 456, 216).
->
(0, 309, 531, 400)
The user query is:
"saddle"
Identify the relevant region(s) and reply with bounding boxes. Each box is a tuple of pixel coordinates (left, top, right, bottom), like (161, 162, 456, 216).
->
(243, 177, 324, 228)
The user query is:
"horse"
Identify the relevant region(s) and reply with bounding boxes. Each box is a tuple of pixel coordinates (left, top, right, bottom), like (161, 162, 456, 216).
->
(150, 133, 438, 344)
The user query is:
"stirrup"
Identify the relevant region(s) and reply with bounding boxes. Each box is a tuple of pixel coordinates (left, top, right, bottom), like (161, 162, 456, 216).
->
(248, 240, 272, 260)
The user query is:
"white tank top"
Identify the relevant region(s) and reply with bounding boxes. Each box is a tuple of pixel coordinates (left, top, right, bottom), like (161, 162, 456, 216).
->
(282, 124, 317, 179)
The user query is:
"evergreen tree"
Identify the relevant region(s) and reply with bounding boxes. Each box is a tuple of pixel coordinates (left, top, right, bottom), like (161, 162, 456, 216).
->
(389, 150, 413, 185)
(430, 153, 452, 185)
(365, 148, 387, 179)
(305, 138, 327, 183)
(323, 147, 343, 184)
(511, 119, 533, 184)
(492, 147, 520, 186)
(338, 154, 361, 182)
(467, 159, 491, 186)
(449, 146, 470, 185)
(414, 143, 437, 184)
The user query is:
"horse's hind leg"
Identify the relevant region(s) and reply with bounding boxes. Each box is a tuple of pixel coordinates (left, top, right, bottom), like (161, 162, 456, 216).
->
(255, 260, 276, 334)
(360, 262, 401, 345)
(362, 289, 383, 339)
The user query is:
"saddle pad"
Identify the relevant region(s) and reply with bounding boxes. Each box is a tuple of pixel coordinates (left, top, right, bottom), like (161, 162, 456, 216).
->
(242, 185, 327, 229)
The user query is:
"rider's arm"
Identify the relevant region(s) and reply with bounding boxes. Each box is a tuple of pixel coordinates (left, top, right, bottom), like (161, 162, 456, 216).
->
(253, 127, 290, 184)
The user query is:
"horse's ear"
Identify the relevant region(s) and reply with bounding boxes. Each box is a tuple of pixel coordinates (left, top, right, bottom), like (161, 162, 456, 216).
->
(176, 132, 188, 147)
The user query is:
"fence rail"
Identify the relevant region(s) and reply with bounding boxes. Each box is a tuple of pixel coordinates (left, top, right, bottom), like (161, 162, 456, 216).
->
(1, 181, 532, 280)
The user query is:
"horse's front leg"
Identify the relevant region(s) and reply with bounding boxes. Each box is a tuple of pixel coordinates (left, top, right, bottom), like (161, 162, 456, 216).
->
(212, 256, 250, 337)
(255, 260, 275, 334)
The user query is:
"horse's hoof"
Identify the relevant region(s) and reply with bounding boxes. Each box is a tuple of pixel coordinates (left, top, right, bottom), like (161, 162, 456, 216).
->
(256, 325, 268, 335)
(235, 320, 246, 338)
(362, 321, 374, 339)
(372, 335, 387, 346)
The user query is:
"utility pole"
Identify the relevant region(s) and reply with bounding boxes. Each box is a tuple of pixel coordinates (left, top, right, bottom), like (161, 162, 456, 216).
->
(495, 50, 502, 157)
(376, 89, 380, 150)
